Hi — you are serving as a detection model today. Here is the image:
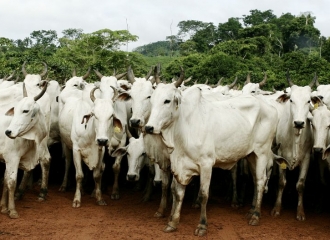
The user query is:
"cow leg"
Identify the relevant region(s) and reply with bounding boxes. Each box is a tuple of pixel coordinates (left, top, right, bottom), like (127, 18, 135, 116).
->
(142, 164, 155, 202)
(271, 168, 286, 217)
(59, 144, 72, 192)
(230, 164, 241, 208)
(111, 155, 122, 200)
(15, 170, 32, 200)
(3, 161, 20, 218)
(38, 153, 51, 201)
(155, 169, 170, 218)
(1, 178, 9, 214)
(194, 166, 212, 237)
(93, 153, 107, 206)
(247, 153, 267, 226)
(72, 149, 83, 208)
(296, 155, 310, 221)
(164, 177, 186, 233)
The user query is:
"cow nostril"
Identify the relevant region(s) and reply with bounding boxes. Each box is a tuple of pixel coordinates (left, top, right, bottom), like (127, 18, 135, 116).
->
(5, 130, 11, 136)
(127, 174, 136, 182)
(97, 139, 108, 146)
(294, 121, 305, 129)
(145, 126, 154, 134)
(130, 119, 141, 127)
(314, 147, 323, 153)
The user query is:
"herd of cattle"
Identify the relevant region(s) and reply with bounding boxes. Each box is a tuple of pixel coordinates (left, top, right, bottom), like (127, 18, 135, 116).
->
(0, 62, 330, 237)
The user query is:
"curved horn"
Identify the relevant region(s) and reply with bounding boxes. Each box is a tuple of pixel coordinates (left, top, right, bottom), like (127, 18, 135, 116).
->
(194, 80, 197, 85)
(145, 66, 153, 81)
(23, 82, 28, 97)
(184, 76, 192, 84)
(204, 79, 209, 85)
(72, 68, 77, 77)
(127, 66, 136, 84)
(22, 61, 28, 77)
(309, 72, 317, 88)
(272, 86, 277, 92)
(315, 75, 320, 87)
(154, 65, 161, 85)
(90, 87, 99, 102)
(94, 69, 103, 79)
(14, 76, 19, 83)
(40, 62, 48, 77)
(174, 67, 185, 88)
(217, 77, 224, 86)
(228, 76, 238, 89)
(34, 81, 48, 101)
(5, 71, 15, 80)
(115, 72, 127, 80)
(113, 69, 116, 76)
(286, 69, 294, 87)
(259, 72, 267, 88)
(110, 86, 118, 101)
(82, 67, 91, 80)
(244, 72, 251, 85)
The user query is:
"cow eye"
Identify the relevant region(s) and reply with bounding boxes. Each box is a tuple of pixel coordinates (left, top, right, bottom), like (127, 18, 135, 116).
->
(251, 91, 255, 93)
(308, 100, 311, 103)
(290, 99, 292, 102)
(141, 152, 146, 156)
(23, 110, 29, 113)
(164, 99, 171, 104)
(147, 96, 151, 99)
(73, 84, 78, 87)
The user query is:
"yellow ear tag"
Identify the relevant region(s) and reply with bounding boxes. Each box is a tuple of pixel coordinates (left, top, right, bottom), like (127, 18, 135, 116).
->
(314, 103, 319, 110)
(114, 126, 121, 133)
(280, 162, 287, 170)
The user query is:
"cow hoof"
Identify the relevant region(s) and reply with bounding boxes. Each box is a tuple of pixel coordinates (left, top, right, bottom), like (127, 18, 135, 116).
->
(97, 199, 107, 206)
(9, 211, 19, 219)
(58, 186, 67, 192)
(296, 214, 305, 221)
(1, 208, 8, 214)
(37, 196, 46, 202)
(231, 202, 242, 209)
(111, 194, 120, 200)
(163, 224, 176, 233)
(191, 203, 200, 209)
(248, 216, 260, 226)
(72, 201, 81, 208)
(194, 227, 207, 237)
(271, 208, 280, 217)
(154, 211, 164, 218)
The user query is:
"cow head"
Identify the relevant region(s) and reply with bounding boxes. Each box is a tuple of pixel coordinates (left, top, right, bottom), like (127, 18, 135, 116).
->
(5, 82, 48, 140)
(111, 133, 146, 181)
(242, 72, 267, 95)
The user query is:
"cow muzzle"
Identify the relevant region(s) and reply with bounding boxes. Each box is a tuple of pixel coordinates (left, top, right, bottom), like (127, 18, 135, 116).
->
(97, 138, 108, 146)
(130, 119, 141, 128)
(5, 130, 15, 139)
(127, 174, 137, 182)
(145, 126, 154, 134)
(293, 121, 305, 129)
(313, 147, 323, 154)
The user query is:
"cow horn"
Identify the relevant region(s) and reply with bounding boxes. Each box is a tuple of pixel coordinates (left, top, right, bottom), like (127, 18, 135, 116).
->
(23, 82, 28, 97)
(154, 65, 161, 85)
(14, 76, 19, 83)
(82, 67, 91, 80)
(112, 69, 116, 76)
(127, 66, 136, 84)
(72, 68, 77, 77)
(217, 77, 224, 86)
(34, 80, 48, 101)
(174, 67, 185, 88)
(40, 62, 47, 77)
(194, 80, 197, 85)
(110, 86, 118, 101)
(244, 72, 251, 85)
(315, 75, 320, 87)
(90, 87, 99, 102)
(94, 69, 103, 79)
(116, 72, 127, 80)
(228, 76, 238, 89)
(184, 76, 192, 84)
(5, 71, 15, 80)
(22, 61, 28, 77)
(309, 72, 317, 88)
(145, 66, 153, 81)
(204, 79, 209, 85)
(259, 72, 267, 88)
(286, 70, 294, 87)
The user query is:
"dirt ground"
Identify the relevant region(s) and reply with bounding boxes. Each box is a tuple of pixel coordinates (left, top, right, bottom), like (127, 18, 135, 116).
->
(1, 145, 330, 240)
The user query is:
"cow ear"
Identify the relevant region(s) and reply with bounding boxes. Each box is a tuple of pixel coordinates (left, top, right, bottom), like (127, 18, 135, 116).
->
(323, 145, 330, 160)
(120, 84, 129, 91)
(31, 105, 40, 118)
(276, 93, 290, 103)
(116, 92, 131, 101)
(81, 113, 93, 125)
(311, 96, 323, 106)
(113, 117, 123, 133)
(111, 146, 127, 158)
(273, 153, 290, 169)
(5, 107, 14, 116)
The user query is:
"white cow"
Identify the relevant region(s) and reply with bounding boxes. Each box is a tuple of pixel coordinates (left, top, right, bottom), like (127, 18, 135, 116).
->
(0, 83, 49, 218)
(271, 73, 320, 221)
(315, 78, 330, 109)
(144, 68, 283, 236)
